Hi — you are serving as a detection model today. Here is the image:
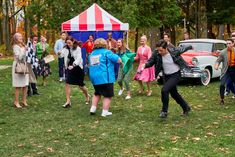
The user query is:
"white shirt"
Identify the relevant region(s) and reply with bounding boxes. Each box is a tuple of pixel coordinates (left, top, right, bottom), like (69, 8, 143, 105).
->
(162, 53, 180, 75)
(61, 46, 83, 69)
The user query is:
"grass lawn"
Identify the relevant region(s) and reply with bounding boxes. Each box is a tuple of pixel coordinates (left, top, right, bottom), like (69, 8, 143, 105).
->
(0, 58, 234, 157)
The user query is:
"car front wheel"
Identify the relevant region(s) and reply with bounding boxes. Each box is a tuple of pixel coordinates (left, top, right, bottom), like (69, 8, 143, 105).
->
(200, 68, 211, 86)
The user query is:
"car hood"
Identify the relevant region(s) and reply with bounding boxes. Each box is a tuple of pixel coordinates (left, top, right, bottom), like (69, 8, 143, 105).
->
(181, 51, 211, 65)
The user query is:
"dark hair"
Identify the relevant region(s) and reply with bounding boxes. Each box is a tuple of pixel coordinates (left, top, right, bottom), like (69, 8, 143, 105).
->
(88, 35, 94, 39)
(30, 34, 37, 40)
(117, 38, 126, 50)
(65, 36, 78, 50)
(156, 39, 168, 49)
(60, 31, 67, 35)
(227, 38, 234, 43)
(163, 33, 170, 38)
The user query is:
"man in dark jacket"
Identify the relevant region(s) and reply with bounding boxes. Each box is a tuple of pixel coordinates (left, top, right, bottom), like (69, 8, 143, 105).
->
(142, 40, 192, 118)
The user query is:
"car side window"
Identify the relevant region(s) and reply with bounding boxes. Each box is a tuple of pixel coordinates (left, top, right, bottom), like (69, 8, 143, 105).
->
(215, 43, 226, 52)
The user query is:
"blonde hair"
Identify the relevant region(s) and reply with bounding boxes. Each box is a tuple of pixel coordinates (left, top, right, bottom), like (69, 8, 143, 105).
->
(94, 38, 108, 49)
(141, 35, 147, 41)
(13, 33, 24, 46)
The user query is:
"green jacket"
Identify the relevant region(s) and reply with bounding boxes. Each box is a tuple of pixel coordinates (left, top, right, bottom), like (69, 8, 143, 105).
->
(117, 49, 136, 74)
(36, 42, 50, 59)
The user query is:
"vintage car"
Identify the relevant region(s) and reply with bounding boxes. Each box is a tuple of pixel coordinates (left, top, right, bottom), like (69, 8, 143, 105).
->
(179, 39, 226, 85)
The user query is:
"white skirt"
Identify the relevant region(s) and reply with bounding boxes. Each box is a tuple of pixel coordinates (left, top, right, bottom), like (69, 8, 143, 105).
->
(12, 61, 29, 87)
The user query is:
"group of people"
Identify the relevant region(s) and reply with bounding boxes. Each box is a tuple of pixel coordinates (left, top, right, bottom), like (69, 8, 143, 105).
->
(10, 30, 235, 118)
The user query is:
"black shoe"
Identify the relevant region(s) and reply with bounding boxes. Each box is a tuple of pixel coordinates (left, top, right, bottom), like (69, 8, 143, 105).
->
(220, 99, 224, 106)
(33, 92, 40, 95)
(182, 106, 191, 116)
(90, 112, 96, 115)
(62, 103, 71, 108)
(27, 92, 32, 97)
(159, 111, 168, 118)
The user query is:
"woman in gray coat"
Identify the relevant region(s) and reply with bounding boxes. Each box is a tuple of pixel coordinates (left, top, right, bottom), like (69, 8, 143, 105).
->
(12, 33, 29, 108)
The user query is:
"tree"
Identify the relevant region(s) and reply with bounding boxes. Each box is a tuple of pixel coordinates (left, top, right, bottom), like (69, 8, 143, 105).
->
(206, 0, 235, 38)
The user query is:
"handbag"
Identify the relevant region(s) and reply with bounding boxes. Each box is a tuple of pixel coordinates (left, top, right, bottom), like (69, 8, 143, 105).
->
(43, 55, 55, 63)
(15, 61, 29, 74)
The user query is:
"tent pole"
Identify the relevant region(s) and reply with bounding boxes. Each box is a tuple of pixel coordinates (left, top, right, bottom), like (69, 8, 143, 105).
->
(126, 31, 129, 49)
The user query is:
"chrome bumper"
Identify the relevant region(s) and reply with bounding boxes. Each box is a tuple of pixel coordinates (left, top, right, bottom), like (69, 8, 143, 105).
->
(181, 67, 203, 78)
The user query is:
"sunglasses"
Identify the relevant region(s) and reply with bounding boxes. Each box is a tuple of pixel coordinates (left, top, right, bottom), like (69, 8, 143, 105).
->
(227, 42, 232, 45)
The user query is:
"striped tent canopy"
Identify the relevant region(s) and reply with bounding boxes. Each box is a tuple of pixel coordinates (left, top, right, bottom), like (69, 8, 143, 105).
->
(61, 3, 129, 31)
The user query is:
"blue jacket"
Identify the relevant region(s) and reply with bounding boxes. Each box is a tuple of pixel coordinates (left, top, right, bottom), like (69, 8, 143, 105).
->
(54, 39, 66, 57)
(89, 48, 120, 85)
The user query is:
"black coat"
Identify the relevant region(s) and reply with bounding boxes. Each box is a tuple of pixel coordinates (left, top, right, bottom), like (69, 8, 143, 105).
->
(145, 45, 193, 77)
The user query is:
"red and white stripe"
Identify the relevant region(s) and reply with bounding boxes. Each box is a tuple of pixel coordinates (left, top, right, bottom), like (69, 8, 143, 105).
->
(62, 3, 129, 31)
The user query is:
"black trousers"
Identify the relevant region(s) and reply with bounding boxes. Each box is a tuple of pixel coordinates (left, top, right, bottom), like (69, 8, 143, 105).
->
(161, 71, 190, 112)
(220, 67, 235, 100)
(28, 67, 38, 94)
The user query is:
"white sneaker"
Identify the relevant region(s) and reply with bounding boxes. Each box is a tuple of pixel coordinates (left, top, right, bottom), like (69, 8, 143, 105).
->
(224, 91, 229, 96)
(59, 78, 63, 82)
(232, 95, 235, 99)
(118, 88, 125, 96)
(101, 110, 112, 117)
(125, 95, 131, 100)
(90, 105, 97, 115)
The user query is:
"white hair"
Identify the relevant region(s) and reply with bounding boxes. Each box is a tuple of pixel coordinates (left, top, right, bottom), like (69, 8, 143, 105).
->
(141, 35, 147, 41)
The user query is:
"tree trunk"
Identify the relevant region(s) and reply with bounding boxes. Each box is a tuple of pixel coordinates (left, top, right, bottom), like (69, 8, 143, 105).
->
(206, 0, 213, 38)
(171, 27, 176, 46)
(0, 0, 3, 44)
(11, 0, 16, 34)
(37, 11, 41, 41)
(227, 24, 231, 37)
(0, 19, 3, 44)
(4, 0, 11, 52)
(134, 27, 138, 52)
(186, 0, 190, 34)
(218, 25, 225, 40)
(23, 6, 28, 41)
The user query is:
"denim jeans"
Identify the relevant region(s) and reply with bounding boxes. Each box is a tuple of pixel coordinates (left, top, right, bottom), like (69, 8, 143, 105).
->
(58, 57, 65, 78)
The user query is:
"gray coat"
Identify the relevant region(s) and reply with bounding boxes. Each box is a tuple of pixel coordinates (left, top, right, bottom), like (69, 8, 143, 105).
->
(215, 47, 235, 78)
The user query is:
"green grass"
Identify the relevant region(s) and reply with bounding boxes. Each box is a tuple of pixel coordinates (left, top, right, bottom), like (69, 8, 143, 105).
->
(0, 58, 234, 157)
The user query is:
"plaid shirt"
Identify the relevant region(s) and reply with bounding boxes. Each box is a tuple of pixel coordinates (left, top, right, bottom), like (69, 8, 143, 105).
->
(26, 41, 39, 69)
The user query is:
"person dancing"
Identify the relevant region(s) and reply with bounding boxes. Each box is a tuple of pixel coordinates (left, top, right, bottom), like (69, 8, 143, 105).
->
(134, 35, 155, 96)
(60, 36, 90, 108)
(142, 40, 192, 118)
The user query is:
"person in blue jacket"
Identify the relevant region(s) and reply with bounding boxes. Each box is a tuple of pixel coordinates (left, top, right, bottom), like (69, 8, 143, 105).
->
(89, 38, 122, 117)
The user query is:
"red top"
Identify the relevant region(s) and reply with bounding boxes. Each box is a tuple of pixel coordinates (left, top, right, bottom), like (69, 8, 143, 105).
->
(82, 41, 94, 53)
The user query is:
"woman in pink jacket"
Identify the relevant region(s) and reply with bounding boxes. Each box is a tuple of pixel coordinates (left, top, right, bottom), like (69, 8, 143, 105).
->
(134, 35, 155, 96)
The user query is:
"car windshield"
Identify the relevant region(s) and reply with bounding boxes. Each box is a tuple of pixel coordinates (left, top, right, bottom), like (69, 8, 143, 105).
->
(179, 42, 213, 52)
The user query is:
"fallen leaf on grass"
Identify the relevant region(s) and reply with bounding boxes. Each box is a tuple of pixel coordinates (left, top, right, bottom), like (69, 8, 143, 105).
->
(192, 137, 201, 141)
(18, 144, 24, 147)
(53, 140, 60, 143)
(212, 122, 219, 125)
(206, 132, 214, 136)
(223, 116, 233, 119)
(94, 120, 99, 124)
(217, 147, 229, 153)
(47, 147, 54, 152)
(37, 152, 44, 155)
(171, 136, 181, 143)
(90, 137, 97, 142)
(136, 104, 143, 108)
